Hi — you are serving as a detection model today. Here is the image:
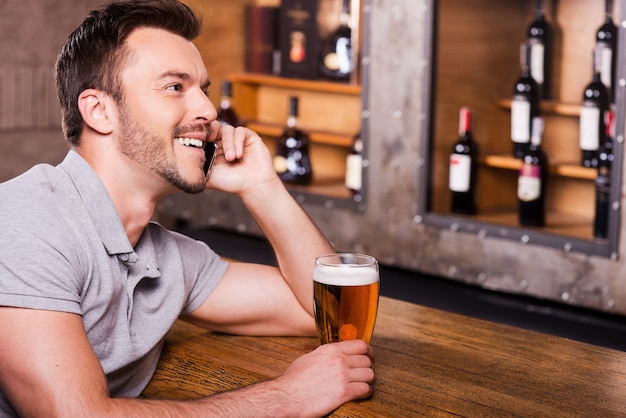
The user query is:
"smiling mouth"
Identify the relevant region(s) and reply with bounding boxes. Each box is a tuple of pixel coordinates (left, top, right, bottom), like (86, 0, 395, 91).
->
(175, 137, 205, 149)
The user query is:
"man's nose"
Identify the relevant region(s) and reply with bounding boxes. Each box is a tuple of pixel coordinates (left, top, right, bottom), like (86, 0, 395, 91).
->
(192, 88, 217, 122)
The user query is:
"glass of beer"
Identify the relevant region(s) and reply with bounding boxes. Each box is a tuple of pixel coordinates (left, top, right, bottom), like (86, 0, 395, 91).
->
(313, 253, 380, 344)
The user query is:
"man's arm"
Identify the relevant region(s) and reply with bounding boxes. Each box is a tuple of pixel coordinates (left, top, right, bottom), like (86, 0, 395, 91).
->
(218, 124, 335, 317)
(241, 172, 335, 317)
(186, 124, 334, 336)
(0, 307, 373, 417)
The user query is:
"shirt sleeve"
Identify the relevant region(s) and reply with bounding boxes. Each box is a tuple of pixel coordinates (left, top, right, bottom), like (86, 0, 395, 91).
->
(0, 181, 85, 314)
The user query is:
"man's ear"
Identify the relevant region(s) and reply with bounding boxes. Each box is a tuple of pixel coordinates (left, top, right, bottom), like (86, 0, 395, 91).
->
(77, 89, 115, 135)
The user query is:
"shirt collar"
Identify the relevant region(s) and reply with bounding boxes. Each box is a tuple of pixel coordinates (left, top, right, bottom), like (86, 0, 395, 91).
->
(58, 150, 134, 256)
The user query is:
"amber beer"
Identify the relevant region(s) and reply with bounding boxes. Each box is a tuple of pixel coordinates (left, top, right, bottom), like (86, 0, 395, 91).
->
(313, 254, 379, 344)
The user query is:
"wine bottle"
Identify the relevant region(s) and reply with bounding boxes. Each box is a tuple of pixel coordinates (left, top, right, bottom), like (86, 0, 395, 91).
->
(594, 109, 615, 239)
(511, 42, 540, 159)
(518, 117, 548, 227)
(449, 107, 479, 215)
(318, 0, 352, 82)
(273, 96, 313, 185)
(345, 130, 363, 202)
(580, 46, 610, 168)
(596, 0, 617, 101)
(527, 0, 551, 99)
(217, 80, 239, 126)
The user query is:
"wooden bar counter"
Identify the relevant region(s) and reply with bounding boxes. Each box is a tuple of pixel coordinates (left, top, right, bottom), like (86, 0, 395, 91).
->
(143, 296, 626, 417)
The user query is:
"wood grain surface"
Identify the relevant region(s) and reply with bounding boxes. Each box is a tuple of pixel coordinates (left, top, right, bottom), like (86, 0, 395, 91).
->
(143, 296, 626, 417)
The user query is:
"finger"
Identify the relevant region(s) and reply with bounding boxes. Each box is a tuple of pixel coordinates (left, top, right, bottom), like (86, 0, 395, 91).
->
(208, 120, 221, 141)
(347, 353, 374, 370)
(348, 366, 375, 385)
(337, 339, 373, 357)
(219, 124, 237, 161)
(232, 126, 249, 159)
(347, 381, 374, 400)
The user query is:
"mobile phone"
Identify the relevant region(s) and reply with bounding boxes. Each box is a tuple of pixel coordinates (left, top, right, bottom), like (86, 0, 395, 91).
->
(203, 141, 218, 179)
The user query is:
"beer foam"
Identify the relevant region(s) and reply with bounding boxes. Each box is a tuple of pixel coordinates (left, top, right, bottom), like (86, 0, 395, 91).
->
(313, 264, 379, 286)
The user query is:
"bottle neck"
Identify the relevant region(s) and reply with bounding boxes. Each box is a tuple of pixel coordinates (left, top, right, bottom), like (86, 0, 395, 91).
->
(592, 47, 603, 78)
(340, 0, 351, 25)
(534, 0, 545, 18)
(519, 43, 531, 75)
(287, 115, 297, 129)
(605, 0, 614, 17)
(221, 81, 233, 102)
(530, 117, 544, 147)
(605, 109, 615, 137)
(287, 97, 299, 128)
(220, 97, 231, 110)
(458, 107, 472, 136)
(339, 10, 351, 26)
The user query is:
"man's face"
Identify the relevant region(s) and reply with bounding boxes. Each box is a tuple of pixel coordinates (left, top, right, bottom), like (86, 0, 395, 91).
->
(116, 27, 217, 194)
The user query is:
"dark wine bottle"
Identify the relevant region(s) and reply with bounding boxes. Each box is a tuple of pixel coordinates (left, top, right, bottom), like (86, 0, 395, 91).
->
(596, 0, 617, 101)
(580, 46, 610, 168)
(345, 130, 363, 202)
(594, 109, 615, 239)
(216, 80, 239, 126)
(527, 0, 551, 99)
(511, 42, 540, 159)
(449, 107, 479, 215)
(518, 117, 548, 227)
(273, 96, 313, 185)
(318, 0, 352, 82)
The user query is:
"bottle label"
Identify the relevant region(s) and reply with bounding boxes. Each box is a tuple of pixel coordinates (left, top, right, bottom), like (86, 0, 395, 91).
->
(598, 43, 613, 88)
(511, 99, 531, 143)
(345, 154, 363, 190)
(529, 41, 545, 84)
(289, 31, 306, 63)
(273, 155, 288, 174)
(579, 105, 600, 151)
(449, 154, 471, 192)
(324, 52, 340, 71)
(518, 164, 541, 202)
(336, 38, 351, 73)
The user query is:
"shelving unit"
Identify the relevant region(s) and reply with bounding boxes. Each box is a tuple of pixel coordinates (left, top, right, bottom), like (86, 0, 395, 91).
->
(227, 73, 363, 203)
(424, 0, 623, 257)
(496, 99, 582, 117)
(481, 154, 596, 180)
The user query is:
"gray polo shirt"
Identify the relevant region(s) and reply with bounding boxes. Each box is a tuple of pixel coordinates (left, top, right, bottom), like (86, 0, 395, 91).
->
(0, 150, 227, 415)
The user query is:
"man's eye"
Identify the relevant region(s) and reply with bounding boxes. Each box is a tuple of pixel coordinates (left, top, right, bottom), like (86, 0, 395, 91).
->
(166, 84, 183, 92)
(201, 88, 210, 97)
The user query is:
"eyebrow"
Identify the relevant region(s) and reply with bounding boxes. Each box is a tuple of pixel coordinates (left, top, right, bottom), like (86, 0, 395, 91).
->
(157, 71, 211, 90)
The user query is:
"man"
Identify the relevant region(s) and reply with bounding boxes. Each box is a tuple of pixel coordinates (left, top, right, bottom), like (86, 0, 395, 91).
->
(0, 0, 375, 416)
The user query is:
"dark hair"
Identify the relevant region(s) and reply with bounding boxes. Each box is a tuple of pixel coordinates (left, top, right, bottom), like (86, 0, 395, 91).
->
(55, 0, 202, 146)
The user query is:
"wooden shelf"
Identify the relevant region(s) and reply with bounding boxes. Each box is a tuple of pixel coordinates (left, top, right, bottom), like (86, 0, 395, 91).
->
(458, 210, 595, 241)
(228, 73, 362, 96)
(245, 121, 354, 147)
(227, 72, 362, 205)
(429, 0, 617, 256)
(480, 154, 596, 180)
(496, 99, 582, 117)
(284, 172, 353, 200)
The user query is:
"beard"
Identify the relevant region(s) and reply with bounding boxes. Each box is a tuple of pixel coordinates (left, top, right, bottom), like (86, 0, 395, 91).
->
(117, 102, 207, 194)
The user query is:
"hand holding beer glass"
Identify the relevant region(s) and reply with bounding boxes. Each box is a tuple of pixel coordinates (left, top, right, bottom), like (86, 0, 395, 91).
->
(313, 253, 380, 344)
